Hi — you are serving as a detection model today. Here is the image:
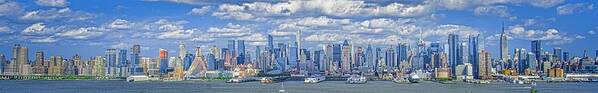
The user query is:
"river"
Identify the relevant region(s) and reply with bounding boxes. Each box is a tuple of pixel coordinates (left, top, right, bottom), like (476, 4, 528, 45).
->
(0, 80, 596, 93)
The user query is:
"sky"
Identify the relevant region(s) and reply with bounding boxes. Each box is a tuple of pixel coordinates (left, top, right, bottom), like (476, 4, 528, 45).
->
(0, 0, 597, 60)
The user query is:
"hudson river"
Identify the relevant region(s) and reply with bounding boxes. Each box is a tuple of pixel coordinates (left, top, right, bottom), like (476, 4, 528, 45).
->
(1, 80, 597, 93)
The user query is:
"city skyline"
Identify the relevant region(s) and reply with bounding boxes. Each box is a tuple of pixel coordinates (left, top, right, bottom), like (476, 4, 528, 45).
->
(0, 0, 598, 58)
(2, 1, 598, 93)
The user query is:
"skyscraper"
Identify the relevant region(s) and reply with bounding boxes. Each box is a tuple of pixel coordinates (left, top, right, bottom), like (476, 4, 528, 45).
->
(500, 25, 509, 63)
(479, 50, 491, 79)
(531, 40, 542, 69)
(130, 45, 142, 75)
(267, 35, 274, 53)
(341, 42, 352, 73)
(117, 49, 128, 77)
(183, 54, 194, 71)
(365, 45, 374, 71)
(397, 43, 408, 65)
(179, 43, 187, 59)
(13, 44, 28, 75)
(207, 54, 216, 70)
(553, 47, 562, 61)
(296, 30, 302, 64)
(159, 48, 168, 74)
(32, 51, 46, 74)
(332, 44, 342, 71)
(430, 42, 442, 69)
(237, 40, 245, 65)
(228, 40, 236, 59)
(468, 35, 480, 79)
(289, 43, 298, 70)
(448, 34, 461, 78)
(105, 49, 117, 76)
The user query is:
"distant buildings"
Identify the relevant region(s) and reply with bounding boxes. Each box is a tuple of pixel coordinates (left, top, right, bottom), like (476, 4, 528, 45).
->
(1, 32, 597, 82)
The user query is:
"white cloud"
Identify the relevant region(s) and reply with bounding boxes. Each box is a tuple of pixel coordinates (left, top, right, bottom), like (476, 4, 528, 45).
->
(506, 25, 576, 45)
(589, 30, 596, 35)
(23, 23, 46, 33)
(239, 33, 266, 42)
(20, 8, 94, 21)
(190, 35, 215, 42)
(110, 42, 130, 49)
(30, 36, 59, 43)
(157, 29, 196, 39)
(269, 30, 295, 36)
(0, 0, 22, 16)
(207, 23, 251, 33)
(212, 1, 433, 20)
(426, 24, 479, 38)
(187, 6, 212, 15)
(206, 23, 256, 38)
(143, 0, 201, 5)
(35, 0, 69, 7)
(56, 27, 107, 39)
(0, 26, 11, 33)
(108, 19, 132, 29)
(305, 33, 349, 42)
(575, 35, 585, 39)
(527, 0, 564, 8)
(474, 5, 511, 18)
(557, 3, 594, 15)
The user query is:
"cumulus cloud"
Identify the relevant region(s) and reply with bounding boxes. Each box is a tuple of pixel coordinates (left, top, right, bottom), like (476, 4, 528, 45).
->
(20, 8, 94, 21)
(30, 36, 59, 43)
(527, 0, 564, 8)
(187, 6, 211, 15)
(305, 33, 350, 42)
(425, 24, 479, 39)
(269, 30, 295, 36)
(56, 27, 107, 39)
(589, 30, 596, 35)
(0, 0, 22, 16)
(0, 26, 12, 33)
(212, 1, 433, 20)
(23, 23, 46, 33)
(207, 23, 254, 37)
(35, 0, 69, 7)
(108, 19, 132, 29)
(557, 3, 594, 15)
(474, 5, 511, 18)
(506, 25, 576, 45)
(143, 0, 201, 5)
(157, 29, 197, 39)
(239, 33, 266, 42)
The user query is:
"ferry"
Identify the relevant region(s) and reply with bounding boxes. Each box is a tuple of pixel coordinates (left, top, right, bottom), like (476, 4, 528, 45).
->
(126, 75, 149, 82)
(408, 74, 421, 83)
(392, 77, 410, 84)
(304, 76, 326, 84)
(226, 78, 253, 83)
(346, 75, 367, 84)
(261, 77, 274, 84)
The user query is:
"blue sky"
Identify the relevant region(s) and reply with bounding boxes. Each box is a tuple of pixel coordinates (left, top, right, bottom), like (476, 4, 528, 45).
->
(0, 0, 597, 59)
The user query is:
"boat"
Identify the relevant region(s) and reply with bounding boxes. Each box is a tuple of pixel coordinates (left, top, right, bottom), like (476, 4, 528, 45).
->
(261, 77, 274, 84)
(304, 76, 326, 84)
(126, 75, 149, 82)
(226, 78, 253, 83)
(408, 74, 421, 83)
(346, 75, 367, 84)
(392, 77, 410, 84)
